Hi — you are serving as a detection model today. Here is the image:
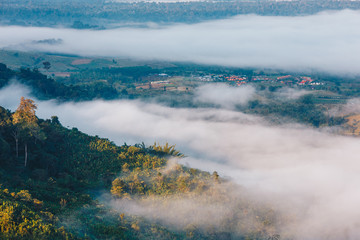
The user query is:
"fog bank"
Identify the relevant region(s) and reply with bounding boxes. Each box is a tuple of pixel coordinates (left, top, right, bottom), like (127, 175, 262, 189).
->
(1, 10, 360, 74)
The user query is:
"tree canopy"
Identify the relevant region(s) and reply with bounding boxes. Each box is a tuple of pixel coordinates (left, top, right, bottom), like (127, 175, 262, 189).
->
(12, 97, 37, 126)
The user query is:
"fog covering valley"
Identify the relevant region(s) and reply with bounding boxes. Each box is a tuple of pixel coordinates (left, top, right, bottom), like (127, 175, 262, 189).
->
(2, 80, 360, 239)
(1, 10, 360, 75)
(1, 4, 360, 240)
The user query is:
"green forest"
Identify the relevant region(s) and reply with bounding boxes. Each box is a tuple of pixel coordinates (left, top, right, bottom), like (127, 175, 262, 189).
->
(0, 63, 118, 101)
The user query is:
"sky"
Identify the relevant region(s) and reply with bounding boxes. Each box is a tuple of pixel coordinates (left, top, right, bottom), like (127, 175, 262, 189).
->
(1, 10, 360, 75)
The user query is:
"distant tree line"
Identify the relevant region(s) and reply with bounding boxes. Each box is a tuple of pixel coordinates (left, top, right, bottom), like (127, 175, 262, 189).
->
(2, 0, 360, 28)
(0, 63, 118, 101)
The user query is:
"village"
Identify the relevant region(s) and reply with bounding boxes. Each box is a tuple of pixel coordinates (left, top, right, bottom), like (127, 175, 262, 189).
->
(199, 74, 324, 87)
(135, 72, 325, 92)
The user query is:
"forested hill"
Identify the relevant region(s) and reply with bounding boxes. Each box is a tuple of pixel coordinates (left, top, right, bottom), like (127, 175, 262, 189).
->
(0, 98, 178, 239)
(0, 63, 118, 101)
(0, 99, 280, 239)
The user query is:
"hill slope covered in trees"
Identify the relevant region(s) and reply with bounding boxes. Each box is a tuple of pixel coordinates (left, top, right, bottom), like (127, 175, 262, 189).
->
(0, 63, 118, 101)
(0, 98, 282, 239)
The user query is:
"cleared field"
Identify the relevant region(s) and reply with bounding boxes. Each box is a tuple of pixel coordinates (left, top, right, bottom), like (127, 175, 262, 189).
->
(344, 114, 360, 136)
(71, 59, 92, 65)
(49, 72, 72, 77)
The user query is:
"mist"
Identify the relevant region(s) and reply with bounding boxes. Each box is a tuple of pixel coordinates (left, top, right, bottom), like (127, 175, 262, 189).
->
(195, 84, 256, 109)
(274, 87, 310, 100)
(2, 83, 360, 238)
(1, 10, 360, 75)
(106, 182, 280, 238)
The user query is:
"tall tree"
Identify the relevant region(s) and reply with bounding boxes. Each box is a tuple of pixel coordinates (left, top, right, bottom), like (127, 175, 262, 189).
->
(12, 97, 44, 167)
(42, 61, 51, 71)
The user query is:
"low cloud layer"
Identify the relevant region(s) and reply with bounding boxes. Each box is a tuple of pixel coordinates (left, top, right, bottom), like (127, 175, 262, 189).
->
(2, 83, 360, 239)
(1, 10, 360, 75)
(274, 87, 310, 100)
(195, 84, 255, 108)
(107, 184, 280, 238)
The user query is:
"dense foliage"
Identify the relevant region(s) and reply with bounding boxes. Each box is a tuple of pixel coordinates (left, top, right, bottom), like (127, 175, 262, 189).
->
(0, 187, 76, 240)
(0, 99, 176, 239)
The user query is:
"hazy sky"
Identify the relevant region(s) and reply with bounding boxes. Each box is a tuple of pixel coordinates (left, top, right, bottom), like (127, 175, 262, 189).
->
(2, 83, 360, 239)
(1, 10, 360, 74)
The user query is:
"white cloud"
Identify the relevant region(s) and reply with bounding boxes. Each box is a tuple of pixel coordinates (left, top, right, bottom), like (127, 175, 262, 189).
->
(330, 98, 360, 117)
(195, 84, 255, 108)
(0, 81, 32, 110)
(1, 10, 360, 74)
(274, 87, 310, 100)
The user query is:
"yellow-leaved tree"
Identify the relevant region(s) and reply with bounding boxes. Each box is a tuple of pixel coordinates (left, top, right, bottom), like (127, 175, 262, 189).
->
(12, 97, 45, 167)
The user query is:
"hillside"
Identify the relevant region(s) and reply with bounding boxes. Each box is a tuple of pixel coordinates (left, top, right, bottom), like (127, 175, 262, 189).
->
(0, 99, 283, 239)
